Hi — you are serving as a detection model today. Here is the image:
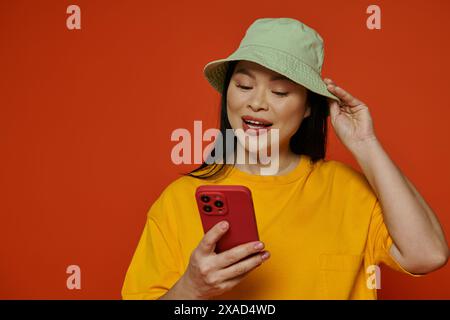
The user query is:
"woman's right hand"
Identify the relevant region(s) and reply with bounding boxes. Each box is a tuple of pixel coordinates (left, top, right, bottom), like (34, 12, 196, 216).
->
(180, 220, 270, 300)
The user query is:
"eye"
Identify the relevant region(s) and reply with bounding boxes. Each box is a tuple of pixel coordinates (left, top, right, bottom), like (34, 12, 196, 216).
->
(236, 84, 252, 90)
(236, 84, 288, 96)
(273, 91, 288, 97)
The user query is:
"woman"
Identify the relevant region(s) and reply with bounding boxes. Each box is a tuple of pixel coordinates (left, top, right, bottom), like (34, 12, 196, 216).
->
(121, 18, 448, 300)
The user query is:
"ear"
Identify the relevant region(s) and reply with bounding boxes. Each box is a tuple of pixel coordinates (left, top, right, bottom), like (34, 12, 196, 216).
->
(303, 104, 311, 118)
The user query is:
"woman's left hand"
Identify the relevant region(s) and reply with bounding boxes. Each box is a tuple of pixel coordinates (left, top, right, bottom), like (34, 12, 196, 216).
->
(324, 78, 378, 151)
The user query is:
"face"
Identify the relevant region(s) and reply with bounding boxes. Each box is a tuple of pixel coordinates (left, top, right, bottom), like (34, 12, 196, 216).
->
(226, 60, 311, 155)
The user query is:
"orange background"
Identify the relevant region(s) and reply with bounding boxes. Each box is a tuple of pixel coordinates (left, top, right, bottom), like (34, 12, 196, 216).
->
(1, 0, 449, 299)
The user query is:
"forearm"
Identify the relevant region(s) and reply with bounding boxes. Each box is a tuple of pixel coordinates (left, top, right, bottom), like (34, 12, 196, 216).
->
(350, 138, 448, 262)
(403, 174, 448, 247)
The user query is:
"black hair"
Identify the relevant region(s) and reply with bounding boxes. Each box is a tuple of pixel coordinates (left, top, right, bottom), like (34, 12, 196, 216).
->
(182, 60, 330, 180)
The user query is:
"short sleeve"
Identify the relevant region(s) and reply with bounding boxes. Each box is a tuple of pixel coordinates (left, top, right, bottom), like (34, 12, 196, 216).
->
(121, 193, 184, 299)
(366, 200, 425, 277)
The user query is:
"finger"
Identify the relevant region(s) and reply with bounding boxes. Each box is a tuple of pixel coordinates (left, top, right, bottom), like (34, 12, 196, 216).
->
(325, 79, 363, 107)
(323, 78, 334, 84)
(214, 241, 266, 269)
(198, 221, 229, 255)
(218, 268, 253, 292)
(216, 250, 270, 281)
(327, 98, 341, 119)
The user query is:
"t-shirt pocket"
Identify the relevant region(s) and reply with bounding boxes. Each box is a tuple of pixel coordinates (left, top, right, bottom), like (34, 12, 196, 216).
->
(319, 253, 363, 299)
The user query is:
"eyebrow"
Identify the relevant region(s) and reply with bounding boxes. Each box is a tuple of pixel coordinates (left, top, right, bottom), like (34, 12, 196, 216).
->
(234, 67, 294, 83)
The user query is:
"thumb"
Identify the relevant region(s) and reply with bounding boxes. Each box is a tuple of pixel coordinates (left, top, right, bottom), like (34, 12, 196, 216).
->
(198, 220, 229, 255)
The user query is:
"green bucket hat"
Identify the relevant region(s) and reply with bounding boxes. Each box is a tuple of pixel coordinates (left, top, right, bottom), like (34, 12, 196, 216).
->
(203, 17, 341, 103)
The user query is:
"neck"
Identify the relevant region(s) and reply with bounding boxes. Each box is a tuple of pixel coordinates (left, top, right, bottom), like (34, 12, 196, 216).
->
(233, 147, 300, 176)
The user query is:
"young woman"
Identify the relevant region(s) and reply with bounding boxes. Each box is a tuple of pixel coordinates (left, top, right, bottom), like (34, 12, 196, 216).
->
(121, 18, 448, 300)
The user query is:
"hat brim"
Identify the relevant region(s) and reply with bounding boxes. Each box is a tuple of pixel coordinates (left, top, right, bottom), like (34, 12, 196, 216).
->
(203, 45, 341, 103)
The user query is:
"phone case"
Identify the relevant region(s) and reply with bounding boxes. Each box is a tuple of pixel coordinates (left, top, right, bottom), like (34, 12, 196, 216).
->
(195, 185, 260, 254)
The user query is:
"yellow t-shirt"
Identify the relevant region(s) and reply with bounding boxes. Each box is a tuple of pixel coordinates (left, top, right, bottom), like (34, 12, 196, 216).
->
(121, 154, 424, 300)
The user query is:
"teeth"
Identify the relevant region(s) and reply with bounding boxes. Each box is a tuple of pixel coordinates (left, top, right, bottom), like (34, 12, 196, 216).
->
(244, 119, 270, 126)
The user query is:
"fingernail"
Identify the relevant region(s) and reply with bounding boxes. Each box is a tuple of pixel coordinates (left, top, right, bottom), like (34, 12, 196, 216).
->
(261, 251, 270, 260)
(254, 242, 264, 250)
(220, 221, 229, 230)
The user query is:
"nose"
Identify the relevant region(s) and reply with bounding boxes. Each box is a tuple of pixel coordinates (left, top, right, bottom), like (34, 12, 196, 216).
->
(248, 87, 269, 112)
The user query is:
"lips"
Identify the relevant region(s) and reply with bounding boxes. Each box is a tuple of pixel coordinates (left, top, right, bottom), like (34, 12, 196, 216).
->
(241, 116, 273, 127)
(241, 116, 273, 136)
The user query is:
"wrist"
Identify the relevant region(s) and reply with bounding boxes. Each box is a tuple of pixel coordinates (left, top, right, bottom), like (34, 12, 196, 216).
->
(348, 135, 381, 159)
(177, 274, 203, 300)
(158, 274, 199, 300)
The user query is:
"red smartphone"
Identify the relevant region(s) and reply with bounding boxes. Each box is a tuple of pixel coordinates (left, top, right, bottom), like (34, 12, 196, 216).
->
(195, 185, 260, 254)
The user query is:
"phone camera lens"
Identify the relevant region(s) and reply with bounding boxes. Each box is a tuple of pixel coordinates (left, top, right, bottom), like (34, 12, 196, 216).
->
(214, 200, 224, 208)
(201, 195, 210, 203)
(203, 205, 212, 213)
